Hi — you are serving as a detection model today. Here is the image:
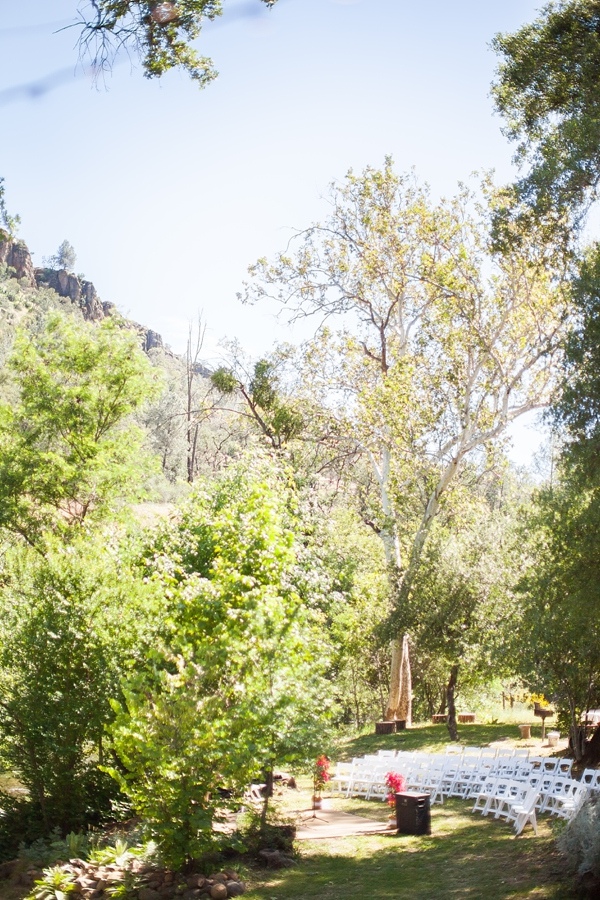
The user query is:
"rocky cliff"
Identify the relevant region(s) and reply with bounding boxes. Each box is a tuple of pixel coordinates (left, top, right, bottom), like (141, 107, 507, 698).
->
(0, 237, 36, 287)
(0, 236, 166, 353)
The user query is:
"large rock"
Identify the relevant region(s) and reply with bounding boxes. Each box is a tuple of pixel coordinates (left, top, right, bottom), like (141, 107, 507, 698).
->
(35, 268, 105, 321)
(1, 235, 180, 362)
(0, 237, 36, 286)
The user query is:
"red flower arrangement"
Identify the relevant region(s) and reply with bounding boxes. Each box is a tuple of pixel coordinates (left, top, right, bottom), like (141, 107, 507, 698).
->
(314, 755, 331, 794)
(385, 771, 406, 807)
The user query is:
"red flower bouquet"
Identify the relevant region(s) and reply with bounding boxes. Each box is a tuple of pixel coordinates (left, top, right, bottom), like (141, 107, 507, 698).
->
(385, 771, 406, 807)
(314, 755, 331, 794)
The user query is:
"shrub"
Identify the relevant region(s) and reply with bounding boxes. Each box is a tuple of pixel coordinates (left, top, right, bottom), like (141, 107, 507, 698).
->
(106, 454, 332, 869)
(0, 793, 47, 864)
(557, 794, 600, 878)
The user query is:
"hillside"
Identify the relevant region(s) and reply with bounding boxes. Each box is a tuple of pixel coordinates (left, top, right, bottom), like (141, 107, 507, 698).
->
(0, 234, 166, 355)
(0, 233, 229, 488)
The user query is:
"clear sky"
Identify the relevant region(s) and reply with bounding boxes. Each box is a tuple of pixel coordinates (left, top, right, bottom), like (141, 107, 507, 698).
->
(0, 0, 546, 460)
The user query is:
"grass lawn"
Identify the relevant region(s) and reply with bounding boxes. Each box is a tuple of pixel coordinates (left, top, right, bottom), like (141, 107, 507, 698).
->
(336, 720, 559, 760)
(242, 796, 574, 899)
(242, 718, 575, 899)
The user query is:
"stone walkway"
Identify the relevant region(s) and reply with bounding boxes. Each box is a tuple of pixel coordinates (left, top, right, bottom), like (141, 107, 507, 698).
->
(294, 807, 393, 840)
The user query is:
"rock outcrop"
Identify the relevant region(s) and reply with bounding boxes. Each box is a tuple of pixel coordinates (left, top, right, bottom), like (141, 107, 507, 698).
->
(0, 236, 36, 287)
(35, 268, 106, 321)
(34, 269, 166, 352)
(1, 236, 170, 356)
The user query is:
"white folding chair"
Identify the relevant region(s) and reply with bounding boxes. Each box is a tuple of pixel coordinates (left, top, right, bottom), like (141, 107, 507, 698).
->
(505, 786, 539, 836)
(541, 776, 571, 814)
(422, 763, 446, 805)
(557, 759, 573, 777)
(580, 768, 600, 792)
(331, 762, 354, 795)
(494, 781, 528, 821)
(553, 781, 589, 820)
(472, 777, 498, 815)
(483, 777, 513, 818)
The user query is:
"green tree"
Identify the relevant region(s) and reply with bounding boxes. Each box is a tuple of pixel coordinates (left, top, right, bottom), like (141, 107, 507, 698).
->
(45, 240, 77, 272)
(0, 533, 159, 835)
(107, 453, 332, 868)
(400, 486, 521, 739)
(554, 244, 600, 479)
(492, 0, 600, 236)
(242, 159, 569, 721)
(75, 0, 278, 87)
(296, 507, 391, 728)
(0, 312, 161, 544)
(0, 177, 20, 239)
(211, 355, 304, 451)
(515, 477, 600, 759)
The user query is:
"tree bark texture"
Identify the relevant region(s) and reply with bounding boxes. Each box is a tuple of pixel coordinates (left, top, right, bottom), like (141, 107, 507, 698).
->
(385, 632, 412, 723)
(446, 665, 459, 742)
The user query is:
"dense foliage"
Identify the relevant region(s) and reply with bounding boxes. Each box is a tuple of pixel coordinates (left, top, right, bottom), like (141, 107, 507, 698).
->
(514, 477, 600, 758)
(0, 145, 597, 877)
(106, 454, 332, 868)
(241, 158, 568, 720)
(0, 535, 157, 834)
(0, 313, 161, 542)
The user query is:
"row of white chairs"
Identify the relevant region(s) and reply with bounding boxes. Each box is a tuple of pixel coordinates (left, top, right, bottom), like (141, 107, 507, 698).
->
(330, 747, 596, 831)
(471, 773, 591, 834)
(473, 780, 541, 835)
(332, 748, 570, 804)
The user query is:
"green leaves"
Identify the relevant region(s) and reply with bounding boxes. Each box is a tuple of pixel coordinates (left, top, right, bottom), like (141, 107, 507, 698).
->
(514, 477, 600, 755)
(0, 532, 159, 832)
(0, 312, 161, 541)
(492, 0, 600, 234)
(108, 453, 332, 868)
(75, 1, 278, 87)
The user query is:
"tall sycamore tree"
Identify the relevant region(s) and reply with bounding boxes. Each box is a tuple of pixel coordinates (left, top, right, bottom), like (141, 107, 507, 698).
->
(242, 160, 569, 721)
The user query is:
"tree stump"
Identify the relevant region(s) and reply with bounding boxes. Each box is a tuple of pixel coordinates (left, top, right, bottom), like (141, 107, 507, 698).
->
(375, 721, 396, 734)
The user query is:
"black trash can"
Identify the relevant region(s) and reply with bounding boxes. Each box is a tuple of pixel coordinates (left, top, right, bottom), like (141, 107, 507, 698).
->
(395, 791, 431, 835)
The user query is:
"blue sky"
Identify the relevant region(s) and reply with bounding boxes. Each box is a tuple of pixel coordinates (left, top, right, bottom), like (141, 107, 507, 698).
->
(0, 0, 546, 460)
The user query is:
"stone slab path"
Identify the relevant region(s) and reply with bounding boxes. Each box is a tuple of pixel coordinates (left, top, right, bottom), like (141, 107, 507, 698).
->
(294, 808, 393, 840)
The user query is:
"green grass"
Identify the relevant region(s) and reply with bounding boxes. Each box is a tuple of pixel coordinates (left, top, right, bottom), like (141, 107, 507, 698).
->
(242, 798, 574, 899)
(335, 720, 549, 760)
(241, 717, 574, 899)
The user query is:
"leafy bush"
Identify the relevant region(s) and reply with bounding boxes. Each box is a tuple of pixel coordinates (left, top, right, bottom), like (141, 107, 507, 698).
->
(19, 829, 89, 868)
(557, 794, 600, 878)
(106, 453, 332, 869)
(29, 864, 78, 899)
(0, 793, 47, 863)
(0, 538, 148, 835)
